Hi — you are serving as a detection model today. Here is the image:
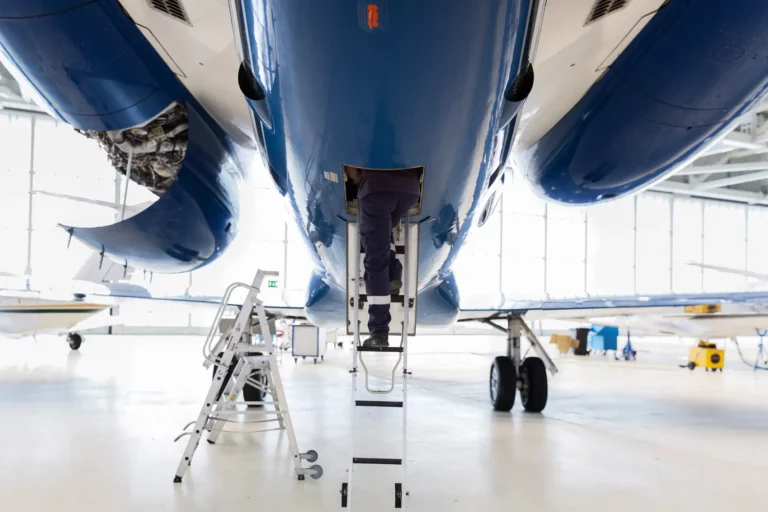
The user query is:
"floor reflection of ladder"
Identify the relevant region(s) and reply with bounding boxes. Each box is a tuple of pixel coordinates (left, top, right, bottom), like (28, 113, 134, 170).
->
(342, 219, 418, 509)
(173, 270, 322, 483)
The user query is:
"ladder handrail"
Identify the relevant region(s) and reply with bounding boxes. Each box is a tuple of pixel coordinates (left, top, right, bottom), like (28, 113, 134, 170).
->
(200, 271, 277, 366)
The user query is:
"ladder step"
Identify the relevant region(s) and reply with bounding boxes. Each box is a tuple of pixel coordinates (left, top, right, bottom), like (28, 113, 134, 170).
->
(357, 346, 404, 353)
(355, 400, 404, 408)
(353, 457, 402, 465)
(360, 246, 405, 255)
(358, 294, 405, 305)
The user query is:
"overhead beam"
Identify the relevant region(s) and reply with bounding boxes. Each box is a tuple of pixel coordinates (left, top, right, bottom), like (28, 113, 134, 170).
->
(677, 162, 768, 176)
(695, 170, 768, 190)
(719, 133, 766, 151)
(652, 180, 768, 205)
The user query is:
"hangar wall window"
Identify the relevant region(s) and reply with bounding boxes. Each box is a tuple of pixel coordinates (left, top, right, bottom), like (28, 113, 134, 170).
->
(457, 175, 763, 303)
(672, 197, 703, 293)
(586, 199, 635, 296)
(747, 207, 768, 278)
(546, 203, 586, 298)
(703, 202, 747, 291)
(0, 115, 31, 275)
(635, 194, 671, 295)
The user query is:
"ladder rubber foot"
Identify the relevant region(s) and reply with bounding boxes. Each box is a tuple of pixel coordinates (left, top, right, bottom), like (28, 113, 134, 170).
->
(207, 439, 216, 445)
(395, 482, 403, 508)
(298, 474, 305, 481)
(353, 457, 402, 465)
(355, 400, 404, 408)
(356, 346, 404, 353)
(173, 476, 182, 483)
(341, 482, 349, 507)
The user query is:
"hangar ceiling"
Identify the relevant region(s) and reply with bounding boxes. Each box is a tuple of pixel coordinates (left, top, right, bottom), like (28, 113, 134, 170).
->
(0, 61, 46, 116)
(652, 101, 768, 205)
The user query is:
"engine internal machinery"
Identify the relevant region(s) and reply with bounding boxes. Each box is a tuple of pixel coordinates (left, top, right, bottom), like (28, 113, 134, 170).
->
(77, 103, 189, 196)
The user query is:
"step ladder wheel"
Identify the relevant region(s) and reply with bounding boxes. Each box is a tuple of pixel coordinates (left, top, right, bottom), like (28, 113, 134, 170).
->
(304, 449, 319, 463)
(341, 482, 349, 507)
(490, 356, 516, 411)
(519, 357, 548, 413)
(687, 361, 696, 371)
(309, 464, 323, 479)
(67, 333, 82, 350)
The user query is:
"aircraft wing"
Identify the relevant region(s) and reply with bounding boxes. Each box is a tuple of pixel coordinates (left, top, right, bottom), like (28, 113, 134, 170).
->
(0, 275, 307, 324)
(458, 291, 768, 339)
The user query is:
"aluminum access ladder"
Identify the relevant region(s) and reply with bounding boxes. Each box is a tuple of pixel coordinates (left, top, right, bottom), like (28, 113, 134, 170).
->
(173, 269, 322, 483)
(342, 219, 418, 509)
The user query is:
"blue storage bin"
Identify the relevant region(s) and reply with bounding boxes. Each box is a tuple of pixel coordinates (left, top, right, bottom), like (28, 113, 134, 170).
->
(588, 325, 619, 352)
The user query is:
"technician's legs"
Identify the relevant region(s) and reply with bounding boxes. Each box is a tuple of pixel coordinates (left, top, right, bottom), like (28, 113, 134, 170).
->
(359, 193, 396, 337)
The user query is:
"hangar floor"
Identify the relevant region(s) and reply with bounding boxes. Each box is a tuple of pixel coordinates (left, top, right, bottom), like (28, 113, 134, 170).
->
(1, 335, 767, 511)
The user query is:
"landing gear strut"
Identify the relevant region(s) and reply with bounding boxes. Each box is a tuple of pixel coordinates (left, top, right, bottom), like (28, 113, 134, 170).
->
(484, 315, 556, 413)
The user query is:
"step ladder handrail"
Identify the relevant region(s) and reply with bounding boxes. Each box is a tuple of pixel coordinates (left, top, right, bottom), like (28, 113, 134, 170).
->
(201, 271, 277, 366)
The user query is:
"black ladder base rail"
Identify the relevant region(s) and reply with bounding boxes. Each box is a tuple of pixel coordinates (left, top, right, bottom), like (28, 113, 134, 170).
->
(356, 346, 404, 353)
(352, 457, 403, 465)
(355, 400, 404, 408)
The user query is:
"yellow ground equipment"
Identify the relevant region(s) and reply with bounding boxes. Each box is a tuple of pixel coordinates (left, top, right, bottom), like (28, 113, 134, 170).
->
(684, 304, 721, 314)
(550, 334, 578, 355)
(687, 341, 724, 372)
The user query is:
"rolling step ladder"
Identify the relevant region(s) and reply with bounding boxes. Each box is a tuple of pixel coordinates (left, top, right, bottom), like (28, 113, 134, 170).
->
(173, 270, 322, 483)
(343, 218, 418, 509)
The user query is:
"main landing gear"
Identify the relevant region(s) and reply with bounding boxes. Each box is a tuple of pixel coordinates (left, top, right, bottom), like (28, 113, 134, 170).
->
(485, 315, 557, 413)
(67, 333, 83, 351)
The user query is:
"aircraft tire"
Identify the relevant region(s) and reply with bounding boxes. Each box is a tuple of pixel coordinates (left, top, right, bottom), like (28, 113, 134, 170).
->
(67, 333, 82, 350)
(520, 357, 548, 413)
(242, 362, 267, 407)
(490, 356, 516, 411)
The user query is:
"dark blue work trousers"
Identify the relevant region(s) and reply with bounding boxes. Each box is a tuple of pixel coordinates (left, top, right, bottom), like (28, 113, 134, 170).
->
(359, 191, 419, 335)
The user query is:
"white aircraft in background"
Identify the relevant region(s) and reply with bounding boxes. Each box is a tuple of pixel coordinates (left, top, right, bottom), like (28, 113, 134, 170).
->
(519, 262, 768, 341)
(0, 254, 144, 349)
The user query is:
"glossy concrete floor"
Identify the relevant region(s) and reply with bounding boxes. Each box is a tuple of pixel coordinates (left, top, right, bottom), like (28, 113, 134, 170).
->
(1, 334, 768, 511)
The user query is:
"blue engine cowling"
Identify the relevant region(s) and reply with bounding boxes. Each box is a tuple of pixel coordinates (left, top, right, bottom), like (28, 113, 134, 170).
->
(522, 0, 768, 204)
(0, 0, 245, 272)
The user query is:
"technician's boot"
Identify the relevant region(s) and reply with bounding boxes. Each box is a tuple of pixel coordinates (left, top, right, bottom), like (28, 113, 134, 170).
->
(362, 332, 389, 348)
(389, 279, 402, 295)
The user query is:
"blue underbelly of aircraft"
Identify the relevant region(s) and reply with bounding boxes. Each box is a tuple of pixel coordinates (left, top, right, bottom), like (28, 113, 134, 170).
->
(240, 0, 534, 326)
(0, 0, 244, 272)
(522, 0, 768, 204)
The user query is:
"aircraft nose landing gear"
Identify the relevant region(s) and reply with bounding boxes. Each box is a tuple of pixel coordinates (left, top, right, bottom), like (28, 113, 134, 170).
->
(485, 315, 556, 413)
